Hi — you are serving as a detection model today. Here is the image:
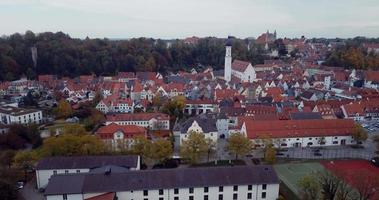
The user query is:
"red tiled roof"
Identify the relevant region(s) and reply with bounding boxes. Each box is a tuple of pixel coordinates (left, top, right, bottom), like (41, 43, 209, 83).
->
(245, 105, 277, 115)
(97, 123, 146, 139)
(365, 71, 379, 82)
(215, 89, 238, 101)
(243, 119, 355, 139)
(342, 102, 364, 116)
(232, 60, 251, 72)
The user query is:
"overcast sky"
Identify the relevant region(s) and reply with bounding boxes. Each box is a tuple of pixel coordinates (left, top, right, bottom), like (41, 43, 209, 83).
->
(0, 0, 378, 39)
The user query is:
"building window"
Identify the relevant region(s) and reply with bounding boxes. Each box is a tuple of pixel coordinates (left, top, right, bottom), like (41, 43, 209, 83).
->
(64, 170, 68, 174)
(204, 187, 209, 193)
(218, 194, 223, 200)
(262, 184, 267, 190)
(204, 195, 208, 200)
(189, 196, 194, 200)
(189, 187, 194, 194)
(262, 192, 266, 199)
(233, 185, 238, 191)
(174, 197, 179, 200)
(143, 190, 148, 196)
(159, 189, 163, 195)
(53, 170, 57, 175)
(159, 198, 163, 200)
(233, 193, 238, 200)
(174, 188, 179, 194)
(63, 194, 67, 200)
(76, 170, 80, 173)
(247, 193, 252, 199)
(219, 186, 223, 192)
(248, 185, 252, 191)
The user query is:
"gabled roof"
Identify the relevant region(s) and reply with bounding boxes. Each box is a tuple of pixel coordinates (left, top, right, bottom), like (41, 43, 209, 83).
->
(243, 119, 355, 139)
(173, 114, 217, 133)
(44, 165, 279, 195)
(96, 123, 146, 139)
(232, 60, 252, 72)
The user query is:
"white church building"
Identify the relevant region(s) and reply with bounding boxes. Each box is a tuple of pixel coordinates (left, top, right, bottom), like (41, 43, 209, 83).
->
(224, 37, 256, 83)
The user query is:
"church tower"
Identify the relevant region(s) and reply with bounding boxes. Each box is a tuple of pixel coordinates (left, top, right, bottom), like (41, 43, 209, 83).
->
(224, 36, 232, 82)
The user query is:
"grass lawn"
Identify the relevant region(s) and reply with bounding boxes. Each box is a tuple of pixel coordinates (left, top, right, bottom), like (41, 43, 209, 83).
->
(274, 162, 325, 196)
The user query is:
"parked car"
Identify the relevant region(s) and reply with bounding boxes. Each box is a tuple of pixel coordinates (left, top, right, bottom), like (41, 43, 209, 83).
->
(16, 181, 24, 190)
(371, 157, 379, 167)
(314, 152, 322, 156)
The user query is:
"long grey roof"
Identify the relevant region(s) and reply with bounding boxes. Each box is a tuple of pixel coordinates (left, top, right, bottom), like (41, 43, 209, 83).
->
(44, 165, 279, 195)
(36, 155, 139, 170)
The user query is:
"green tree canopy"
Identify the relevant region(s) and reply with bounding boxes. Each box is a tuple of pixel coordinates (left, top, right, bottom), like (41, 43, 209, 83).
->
(40, 134, 106, 156)
(149, 138, 173, 164)
(298, 174, 321, 200)
(352, 124, 368, 145)
(180, 131, 209, 164)
(226, 132, 253, 160)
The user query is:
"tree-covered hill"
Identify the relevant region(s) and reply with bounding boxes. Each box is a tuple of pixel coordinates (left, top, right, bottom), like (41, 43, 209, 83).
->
(0, 31, 267, 81)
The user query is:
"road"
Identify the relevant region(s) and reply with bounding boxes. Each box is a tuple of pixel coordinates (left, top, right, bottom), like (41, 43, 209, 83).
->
(20, 178, 43, 200)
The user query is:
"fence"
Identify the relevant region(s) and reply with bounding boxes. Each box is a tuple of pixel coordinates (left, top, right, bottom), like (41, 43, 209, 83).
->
(276, 147, 375, 161)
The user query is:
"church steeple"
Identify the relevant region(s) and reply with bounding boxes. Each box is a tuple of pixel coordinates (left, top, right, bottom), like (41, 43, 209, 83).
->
(224, 36, 232, 82)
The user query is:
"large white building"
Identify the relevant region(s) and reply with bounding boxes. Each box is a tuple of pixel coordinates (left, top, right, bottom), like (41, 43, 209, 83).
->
(35, 155, 140, 189)
(44, 165, 280, 200)
(0, 106, 43, 125)
(239, 118, 356, 148)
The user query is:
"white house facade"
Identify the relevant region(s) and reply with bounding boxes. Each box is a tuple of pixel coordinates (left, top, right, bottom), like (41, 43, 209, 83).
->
(0, 106, 43, 125)
(44, 166, 280, 200)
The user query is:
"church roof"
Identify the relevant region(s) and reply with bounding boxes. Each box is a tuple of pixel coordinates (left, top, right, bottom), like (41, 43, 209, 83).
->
(232, 60, 251, 72)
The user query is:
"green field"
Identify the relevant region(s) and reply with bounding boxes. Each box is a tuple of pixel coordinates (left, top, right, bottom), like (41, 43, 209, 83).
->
(274, 162, 325, 196)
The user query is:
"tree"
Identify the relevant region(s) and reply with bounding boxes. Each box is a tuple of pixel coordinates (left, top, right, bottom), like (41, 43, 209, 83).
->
(13, 150, 40, 182)
(227, 132, 253, 160)
(91, 91, 103, 107)
(41, 134, 106, 156)
(0, 150, 15, 168)
(205, 138, 216, 162)
(298, 174, 321, 200)
(0, 180, 18, 200)
(352, 170, 379, 200)
(130, 136, 151, 160)
(257, 134, 273, 148)
(335, 179, 353, 200)
(62, 124, 87, 135)
(352, 124, 368, 145)
(149, 138, 173, 164)
(180, 131, 208, 164)
(318, 171, 343, 200)
(264, 145, 276, 164)
(161, 95, 186, 121)
(55, 99, 73, 119)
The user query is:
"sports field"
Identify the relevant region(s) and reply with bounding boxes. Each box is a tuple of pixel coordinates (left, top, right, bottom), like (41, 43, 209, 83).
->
(274, 162, 325, 195)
